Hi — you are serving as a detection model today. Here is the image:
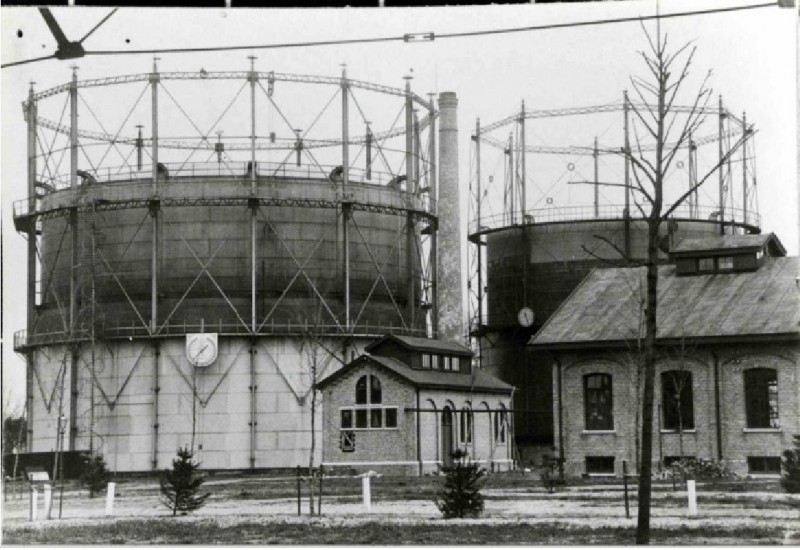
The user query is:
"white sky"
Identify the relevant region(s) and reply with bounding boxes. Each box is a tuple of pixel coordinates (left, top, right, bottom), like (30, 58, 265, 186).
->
(1, 1, 797, 408)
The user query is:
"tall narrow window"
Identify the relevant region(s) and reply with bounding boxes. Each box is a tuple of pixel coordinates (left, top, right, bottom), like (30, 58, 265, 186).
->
(370, 375, 382, 404)
(584, 374, 613, 430)
(745, 368, 779, 428)
(661, 371, 694, 430)
(355, 375, 367, 405)
(494, 405, 507, 444)
(460, 407, 473, 443)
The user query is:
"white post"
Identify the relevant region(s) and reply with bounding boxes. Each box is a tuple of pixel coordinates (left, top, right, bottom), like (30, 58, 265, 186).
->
(105, 482, 116, 515)
(361, 475, 371, 512)
(686, 479, 697, 516)
(43, 484, 52, 519)
(30, 486, 38, 521)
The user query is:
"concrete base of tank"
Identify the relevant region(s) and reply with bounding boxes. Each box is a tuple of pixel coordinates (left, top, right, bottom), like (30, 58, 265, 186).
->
(26, 335, 371, 472)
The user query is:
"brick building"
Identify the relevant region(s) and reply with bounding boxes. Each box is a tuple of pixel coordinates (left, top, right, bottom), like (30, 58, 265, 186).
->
(530, 233, 799, 478)
(317, 335, 515, 475)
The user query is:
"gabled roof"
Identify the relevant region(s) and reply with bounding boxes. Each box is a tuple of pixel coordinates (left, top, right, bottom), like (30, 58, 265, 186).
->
(316, 354, 514, 394)
(530, 256, 800, 349)
(364, 334, 474, 356)
(670, 233, 785, 257)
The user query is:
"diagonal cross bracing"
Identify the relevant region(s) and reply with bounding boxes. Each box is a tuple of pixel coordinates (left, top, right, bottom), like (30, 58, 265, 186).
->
(262, 217, 344, 333)
(349, 214, 409, 330)
(81, 344, 149, 410)
(96, 248, 152, 335)
(157, 239, 229, 333)
(181, 236, 251, 333)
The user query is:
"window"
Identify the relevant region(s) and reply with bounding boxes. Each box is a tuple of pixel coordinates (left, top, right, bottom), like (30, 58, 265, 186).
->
(356, 376, 367, 404)
(451, 357, 460, 372)
(422, 354, 431, 369)
(698, 257, 715, 272)
(494, 405, 508, 444)
(340, 431, 355, 452)
(718, 256, 734, 270)
(460, 407, 473, 444)
(431, 355, 440, 369)
(661, 371, 694, 430)
(341, 374, 397, 431)
(586, 456, 615, 475)
(443, 356, 451, 371)
(744, 368, 779, 428)
(584, 374, 613, 430)
(747, 456, 781, 475)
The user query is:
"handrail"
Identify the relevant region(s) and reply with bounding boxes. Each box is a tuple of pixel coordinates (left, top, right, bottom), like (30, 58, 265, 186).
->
(470, 204, 760, 235)
(14, 321, 432, 349)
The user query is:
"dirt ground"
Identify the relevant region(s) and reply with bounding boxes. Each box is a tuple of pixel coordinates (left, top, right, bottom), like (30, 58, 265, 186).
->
(2, 476, 799, 544)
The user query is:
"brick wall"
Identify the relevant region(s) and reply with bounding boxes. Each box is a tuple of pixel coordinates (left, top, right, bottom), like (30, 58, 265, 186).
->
(551, 343, 799, 478)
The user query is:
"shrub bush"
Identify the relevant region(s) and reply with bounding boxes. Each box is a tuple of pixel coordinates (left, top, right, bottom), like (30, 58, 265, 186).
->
(160, 447, 210, 516)
(435, 449, 485, 519)
(82, 453, 111, 498)
(781, 435, 800, 494)
(670, 457, 735, 480)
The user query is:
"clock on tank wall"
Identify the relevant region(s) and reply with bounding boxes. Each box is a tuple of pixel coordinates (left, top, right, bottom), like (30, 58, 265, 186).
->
(186, 333, 218, 367)
(517, 307, 535, 328)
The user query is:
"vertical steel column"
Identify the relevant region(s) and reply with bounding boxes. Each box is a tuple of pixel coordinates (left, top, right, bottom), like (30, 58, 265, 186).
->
(741, 112, 748, 225)
(26, 84, 37, 443)
(436, 92, 463, 342)
(405, 81, 416, 327)
(623, 91, 631, 258)
(248, 58, 259, 468)
(688, 132, 695, 218)
(717, 95, 725, 235)
(341, 67, 351, 329)
(593, 137, 599, 219)
(520, 101, 526, 220)
(475, 119, 483, 339)
(136, 125, 143, 171)
(404, 76, 413, 193)
(68, 66, 79, 450)
(508, 133, 514, 224)
(365, 124, 372, 180)
(149, 58, 161, 470)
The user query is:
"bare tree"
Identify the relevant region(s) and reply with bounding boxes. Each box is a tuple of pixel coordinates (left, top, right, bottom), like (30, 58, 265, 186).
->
(612, 24, 748, 544)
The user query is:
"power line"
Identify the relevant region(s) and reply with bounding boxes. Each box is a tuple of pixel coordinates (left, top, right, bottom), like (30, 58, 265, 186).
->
(1, 2, 778, 69)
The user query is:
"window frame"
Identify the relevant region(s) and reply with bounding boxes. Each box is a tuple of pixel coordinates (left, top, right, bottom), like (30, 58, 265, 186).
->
(744, 368, 779, 429)
(717, 256, 734, 270)
(697, 257, 715, 272)
(585, 456, 615, 475)
(460, 406, 473, 444)
(747, 456, 781, 475)
(494, 405, 508, 444)
(583, 373, 614, 431)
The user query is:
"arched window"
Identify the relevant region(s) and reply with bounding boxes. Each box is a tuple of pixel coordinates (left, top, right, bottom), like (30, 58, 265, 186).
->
(460, 406, 473, 444)
(370, 375, 382, 404)
(342, 373, 396, 434)
(355, 375, 367, 405)
(661, 371, 694, 430)
(744, 368, 779, 428)
(494, 404, 508, 444)
(584, 373, 613, 430)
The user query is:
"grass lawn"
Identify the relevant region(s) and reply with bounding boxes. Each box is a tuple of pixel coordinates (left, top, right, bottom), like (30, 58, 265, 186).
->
(2, 519, 783, 545)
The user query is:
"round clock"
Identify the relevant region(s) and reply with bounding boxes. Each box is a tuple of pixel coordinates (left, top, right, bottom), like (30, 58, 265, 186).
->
(186, 333, 218, 367)
(517, 307, 535, 328)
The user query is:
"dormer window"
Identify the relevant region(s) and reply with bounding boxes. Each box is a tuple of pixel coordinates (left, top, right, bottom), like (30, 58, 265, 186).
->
(718, 256, 734, 271)
(697, 258, 715, 272)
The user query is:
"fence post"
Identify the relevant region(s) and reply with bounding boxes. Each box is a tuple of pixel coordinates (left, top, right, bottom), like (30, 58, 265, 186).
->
(362, 475, 371, 512)
(43, 484, 52, 519)
(623, 460, 630, 518)
(317, 466, 323, 516)
(687, 479, 697, 516)
(106, 482, 116, 516)
(296, 466, 301, 516)
(30, 486, 38, 521)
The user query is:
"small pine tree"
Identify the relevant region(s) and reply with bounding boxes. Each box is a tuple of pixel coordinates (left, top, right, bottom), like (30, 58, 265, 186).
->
(160, 447, 211, 516)
(82, 453, 111, 498)
(435, 449, 486, 519)
(781, 435, 800, 494)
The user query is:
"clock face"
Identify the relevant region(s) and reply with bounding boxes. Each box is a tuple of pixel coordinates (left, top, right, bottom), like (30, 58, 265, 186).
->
(186, 333, 218, 367)
(517, 307, 535, 327)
